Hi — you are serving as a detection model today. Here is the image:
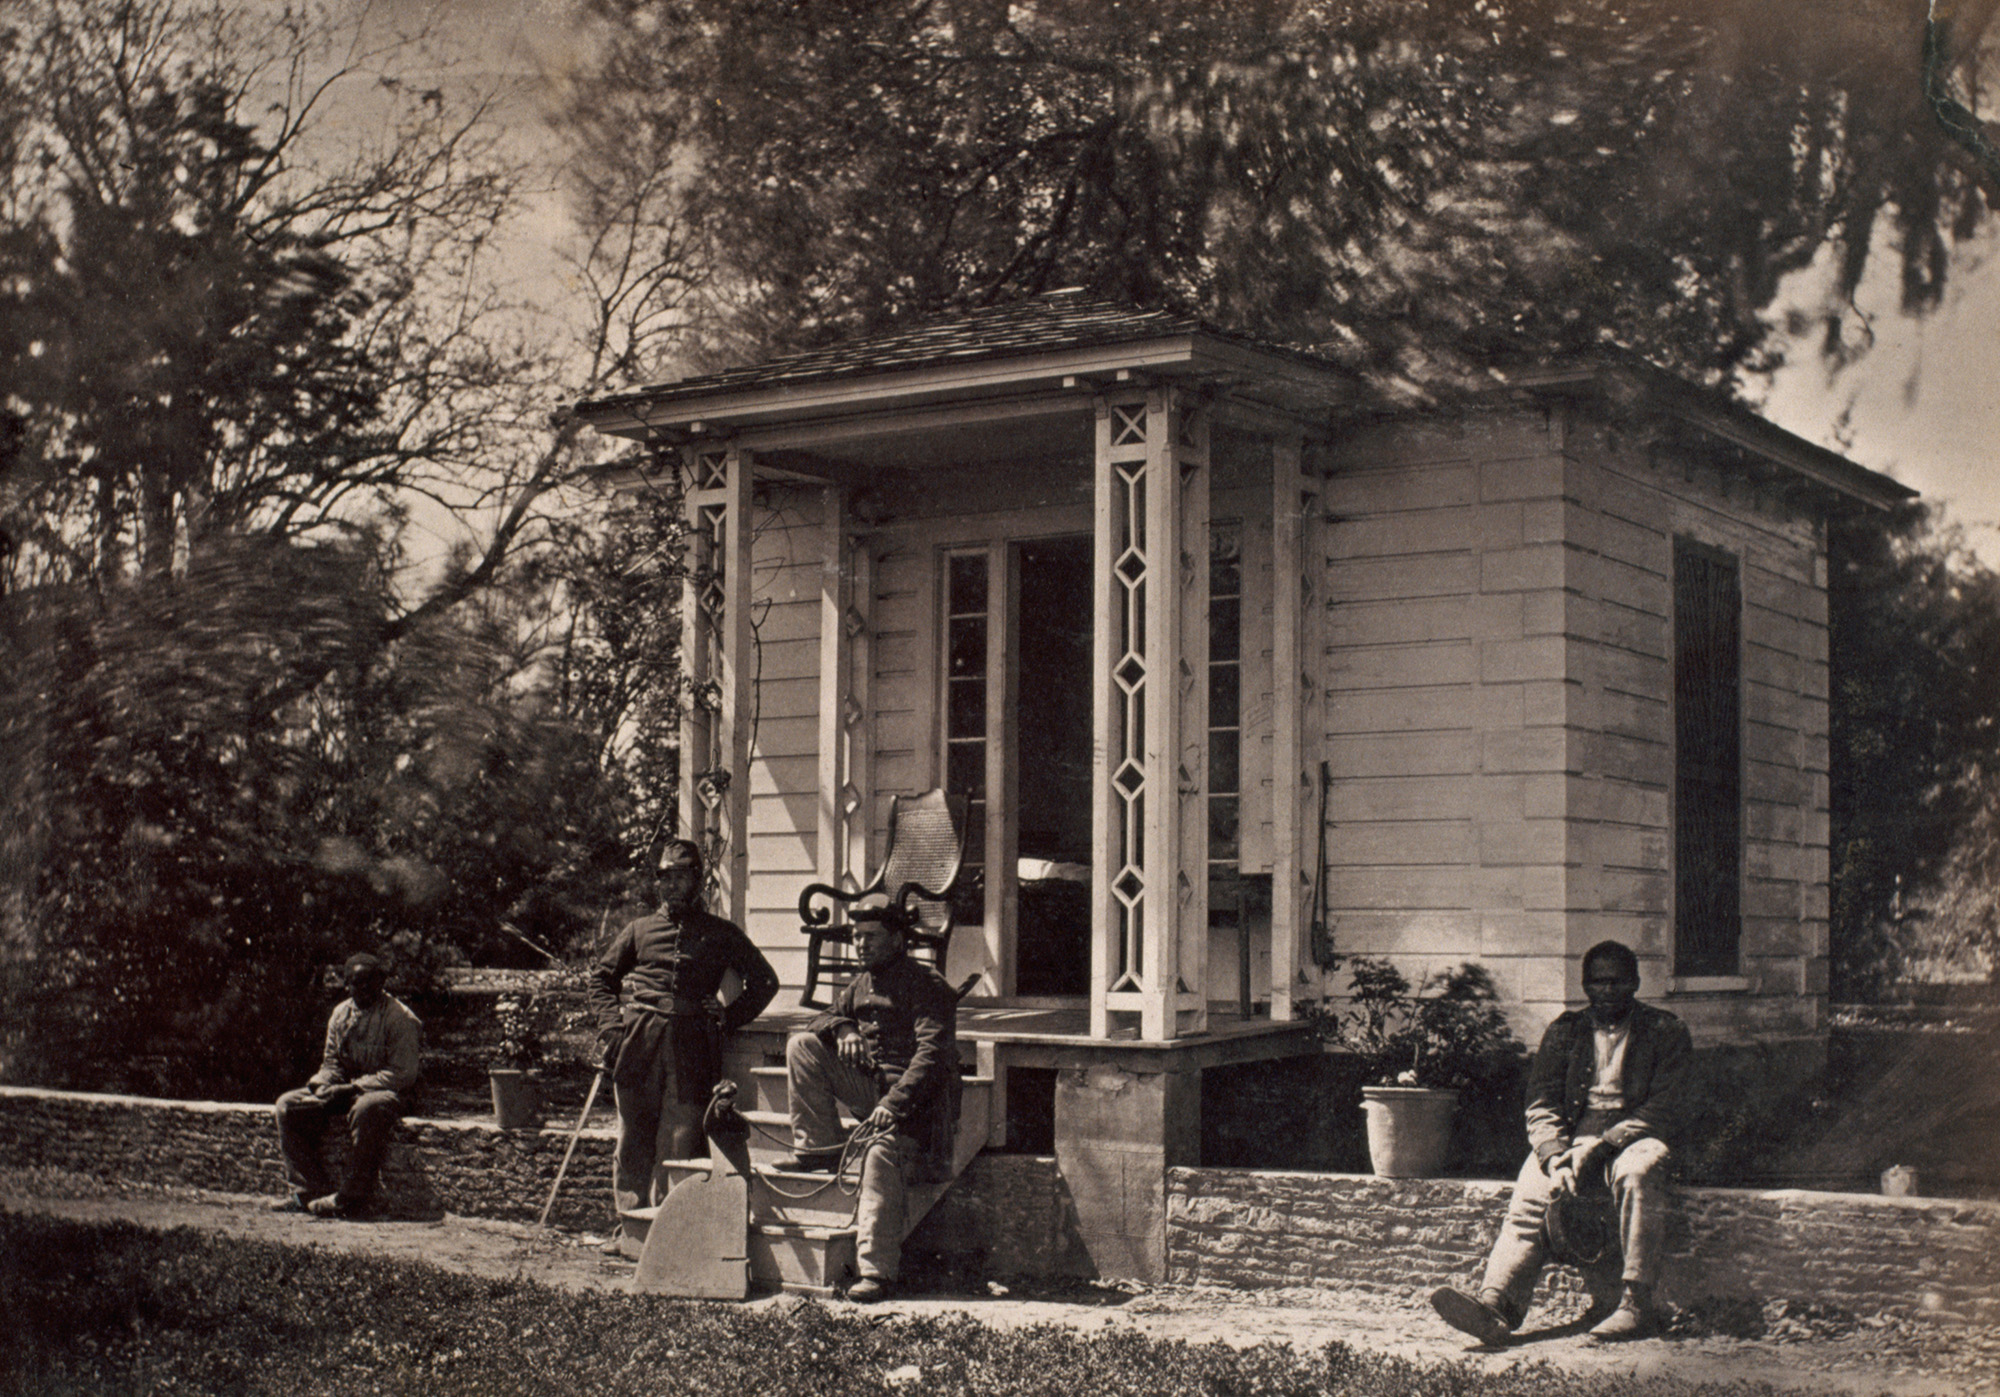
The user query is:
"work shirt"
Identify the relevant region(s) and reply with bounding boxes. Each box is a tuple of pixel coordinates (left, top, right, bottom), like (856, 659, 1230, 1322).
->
(310, 995, 423, 1094)
(1587, 1020, 1632, 1113)
(589, 905, 778, 1034)
(808, 952, 959, 1123)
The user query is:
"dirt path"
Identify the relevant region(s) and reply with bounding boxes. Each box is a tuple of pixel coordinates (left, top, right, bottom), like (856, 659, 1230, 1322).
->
(6, 1184, 1999, 1396)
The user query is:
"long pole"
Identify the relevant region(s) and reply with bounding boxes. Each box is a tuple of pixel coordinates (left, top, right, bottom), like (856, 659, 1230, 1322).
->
(537, 1068, 606, 1227)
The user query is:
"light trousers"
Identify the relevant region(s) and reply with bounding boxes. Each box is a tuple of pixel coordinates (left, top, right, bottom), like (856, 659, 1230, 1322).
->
(785, 1030, 915, 1280)
(1480, 1134, 1672, 1326)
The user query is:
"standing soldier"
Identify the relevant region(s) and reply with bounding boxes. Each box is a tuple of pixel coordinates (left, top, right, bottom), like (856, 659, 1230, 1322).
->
(590, 839, 778, 1248)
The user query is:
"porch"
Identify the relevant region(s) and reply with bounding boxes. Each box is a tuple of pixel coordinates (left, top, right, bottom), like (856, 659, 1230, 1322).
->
(731, 1003, 1321, 1280)
(578, 294, 1349, 1046)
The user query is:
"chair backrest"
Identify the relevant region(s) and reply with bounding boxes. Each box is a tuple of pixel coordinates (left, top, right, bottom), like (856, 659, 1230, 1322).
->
(878, 789, 967, 934)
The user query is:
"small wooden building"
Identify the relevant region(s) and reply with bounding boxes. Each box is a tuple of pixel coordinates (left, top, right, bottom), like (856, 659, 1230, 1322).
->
(575, 292, 1909, 1277)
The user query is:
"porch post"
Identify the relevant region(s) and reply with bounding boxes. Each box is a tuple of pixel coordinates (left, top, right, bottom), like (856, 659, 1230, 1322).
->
(1091, 388, 1209, 1041)
(1269, 434, 1320, 1019)
(816, 487, 870, 897)
(679, 443, 754, 926)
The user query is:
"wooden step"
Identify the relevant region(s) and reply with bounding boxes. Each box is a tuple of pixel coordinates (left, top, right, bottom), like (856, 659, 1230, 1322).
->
(749, 1066, 790, 1114)
(749, 1222, 855, 1296)
(657, 1154, 868, 1231)
(621, 1076, 995, 1296)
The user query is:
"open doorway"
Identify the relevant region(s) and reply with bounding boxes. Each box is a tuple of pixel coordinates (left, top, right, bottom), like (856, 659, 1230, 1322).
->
(1013, 535, 1092, 996)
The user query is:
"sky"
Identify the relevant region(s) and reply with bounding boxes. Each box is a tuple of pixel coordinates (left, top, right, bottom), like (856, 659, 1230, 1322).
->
(347, 0, 1999, 563)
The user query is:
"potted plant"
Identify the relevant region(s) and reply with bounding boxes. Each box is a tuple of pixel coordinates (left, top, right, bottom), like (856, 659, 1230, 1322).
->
(490, 984, 564, 1131)
(1315, 957, 1522, 1178)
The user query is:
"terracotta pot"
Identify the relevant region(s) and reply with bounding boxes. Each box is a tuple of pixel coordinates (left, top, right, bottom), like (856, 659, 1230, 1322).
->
(489, 1068, 544, 1131)
(1360, 1085, 1458, 1178)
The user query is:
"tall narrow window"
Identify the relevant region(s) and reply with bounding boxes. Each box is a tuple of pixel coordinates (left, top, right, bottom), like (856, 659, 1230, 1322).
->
(1208, 521, 1243, 964)
(945, 552, 989, 926)
(1673, 537, 1742, 977)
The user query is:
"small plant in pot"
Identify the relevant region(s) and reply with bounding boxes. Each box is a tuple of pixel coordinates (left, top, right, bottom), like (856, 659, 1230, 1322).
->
(1315, 957, 1522, 1177)
(490, 986, 565, 1131)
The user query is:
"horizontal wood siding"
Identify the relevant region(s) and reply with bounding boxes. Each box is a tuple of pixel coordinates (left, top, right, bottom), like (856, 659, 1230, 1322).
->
(1320, 416, 1571, 1024)
(1561, 423, 1826, 1043)
(1318, 409, 1831, 1042)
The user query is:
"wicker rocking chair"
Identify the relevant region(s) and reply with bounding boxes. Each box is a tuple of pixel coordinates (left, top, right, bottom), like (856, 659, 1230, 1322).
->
(795, 788, 967, 1008)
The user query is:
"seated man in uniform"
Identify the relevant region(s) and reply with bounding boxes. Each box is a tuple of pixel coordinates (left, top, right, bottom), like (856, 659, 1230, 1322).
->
(1431, 939, 1693, 1343)
(782, 905, 960, 1303)
(272, 953, 423, 1218)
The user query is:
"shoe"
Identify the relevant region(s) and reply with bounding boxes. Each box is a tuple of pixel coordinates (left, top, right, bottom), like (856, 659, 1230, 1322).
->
(774, 1150, 842, 1174)
(845, 1277, 890, 1303)
(268, 1194, 311, 1214)
(1430, 1287, 1513, 1346)
(1588, 1289, 1658, 1342)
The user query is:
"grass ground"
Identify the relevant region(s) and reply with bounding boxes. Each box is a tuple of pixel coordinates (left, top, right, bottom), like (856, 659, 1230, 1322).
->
(2, 1191, 1998, 1397)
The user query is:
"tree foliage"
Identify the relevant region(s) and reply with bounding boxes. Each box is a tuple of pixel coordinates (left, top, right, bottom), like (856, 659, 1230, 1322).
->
(0, 0, 528, 587)
(0, 0, 707, 1095)
(564, 0, 1997, 397)
(1828, 504, 2000, 997)
(0, 530, 645, 1098)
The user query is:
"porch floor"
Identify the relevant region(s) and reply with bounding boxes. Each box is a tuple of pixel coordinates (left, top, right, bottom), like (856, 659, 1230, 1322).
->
(742, 1001, 1320, 1073)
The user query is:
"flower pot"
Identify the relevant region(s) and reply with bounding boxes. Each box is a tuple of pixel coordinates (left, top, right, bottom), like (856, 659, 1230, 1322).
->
(1360, 1085, 1458, 1178)
(489, 1068, 543, 1131)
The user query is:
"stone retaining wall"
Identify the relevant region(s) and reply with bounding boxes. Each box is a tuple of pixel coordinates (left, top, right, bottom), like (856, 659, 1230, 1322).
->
(1168, 1168, 2000, 1325)
(0, 1085, 617, 1230)
(7, 1085, 1995, 1320)
(0, 1085, 1076, 1269)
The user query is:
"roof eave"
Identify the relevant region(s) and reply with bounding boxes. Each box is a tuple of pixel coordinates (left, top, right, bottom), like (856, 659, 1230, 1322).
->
(1498, 364, 1914, 511)
(574, 331, 1354, 440)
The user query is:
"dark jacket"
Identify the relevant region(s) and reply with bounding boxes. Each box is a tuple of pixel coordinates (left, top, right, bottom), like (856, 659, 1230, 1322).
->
(589, 905, 779, 1104)
(1524, 1000, 1694, 1163)
(588, 905, 778, 1034)
(809, 952, 960, 1131)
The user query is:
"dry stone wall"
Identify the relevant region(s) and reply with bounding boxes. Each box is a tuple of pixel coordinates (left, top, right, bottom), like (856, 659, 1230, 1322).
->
(0, 1085, 616, 1230)
(1168, 1167, 2000, 1325)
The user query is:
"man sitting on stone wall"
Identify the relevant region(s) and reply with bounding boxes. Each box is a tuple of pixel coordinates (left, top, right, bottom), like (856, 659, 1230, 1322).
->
(271, 953, 423, 1219)
(1431, 939, 1694, 1343)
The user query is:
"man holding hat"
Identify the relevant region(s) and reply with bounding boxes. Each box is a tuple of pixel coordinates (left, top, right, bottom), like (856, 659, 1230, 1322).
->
(272, 953, 423, 1218)
(590, 838, 779, 1240)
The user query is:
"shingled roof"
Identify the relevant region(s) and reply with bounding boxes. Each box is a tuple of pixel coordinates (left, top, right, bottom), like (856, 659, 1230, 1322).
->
(580, 291, 1321, 414)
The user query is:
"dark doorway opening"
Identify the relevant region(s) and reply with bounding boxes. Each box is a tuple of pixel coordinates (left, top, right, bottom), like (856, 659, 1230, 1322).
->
(1014, 535, 1092, 997)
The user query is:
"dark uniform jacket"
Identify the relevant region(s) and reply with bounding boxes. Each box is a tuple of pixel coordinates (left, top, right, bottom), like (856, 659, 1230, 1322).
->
(590, 905, 779, 1103)
(1524, 1000, 1694, 1164)
(809, 951, 961, 1166)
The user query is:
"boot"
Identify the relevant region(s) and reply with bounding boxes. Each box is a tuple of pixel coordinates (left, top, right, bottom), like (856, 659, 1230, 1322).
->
(1589, 1282, 1658, 1341)
(1429, 1286, 1513, 1346)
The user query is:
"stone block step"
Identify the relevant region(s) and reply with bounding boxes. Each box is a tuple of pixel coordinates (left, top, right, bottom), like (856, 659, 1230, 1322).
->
(749, 1222, 855, 1296)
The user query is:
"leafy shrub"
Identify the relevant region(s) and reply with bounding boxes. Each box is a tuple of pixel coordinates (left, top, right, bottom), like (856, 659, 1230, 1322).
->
(1309, 957, 1525, 1090)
